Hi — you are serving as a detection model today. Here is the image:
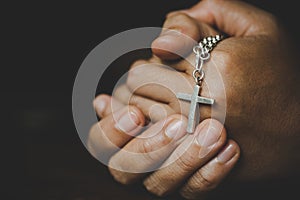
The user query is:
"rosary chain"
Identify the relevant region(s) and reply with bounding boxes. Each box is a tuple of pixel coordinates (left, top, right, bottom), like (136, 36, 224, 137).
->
(199, 34, 222, 53)
(193, 35, 223, 55)
(193, 35, 223, 85)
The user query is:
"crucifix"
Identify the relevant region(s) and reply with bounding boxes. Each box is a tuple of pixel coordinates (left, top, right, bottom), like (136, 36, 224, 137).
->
(176, 85, 214, 133)
(176, 35, 222, 134)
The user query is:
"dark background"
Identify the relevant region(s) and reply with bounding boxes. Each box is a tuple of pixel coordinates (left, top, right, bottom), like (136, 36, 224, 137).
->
(3, 0, 300, 199)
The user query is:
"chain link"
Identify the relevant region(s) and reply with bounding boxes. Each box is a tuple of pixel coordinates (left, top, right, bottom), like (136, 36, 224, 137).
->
(193, 35, 223, 85)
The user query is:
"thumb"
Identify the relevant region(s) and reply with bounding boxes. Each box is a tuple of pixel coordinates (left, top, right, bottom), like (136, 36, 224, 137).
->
(183, 0, 277, 36)
(152, 12, 219, 60)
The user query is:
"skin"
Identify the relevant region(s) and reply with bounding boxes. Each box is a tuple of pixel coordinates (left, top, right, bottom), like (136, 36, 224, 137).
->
(89, 0, 300, 199)
(90, 95, 240, 199)
(113, 0, 300, 187)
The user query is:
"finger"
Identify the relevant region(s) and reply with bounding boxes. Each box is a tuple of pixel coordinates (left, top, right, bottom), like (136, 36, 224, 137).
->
(143, 119, 227, 197)
(152, 12, 218, 60)
(113, 84, 176, 123)
(108, 114, 188, 184)
(150, 53, 197, 76)
(126, 60, 218, 123)
(126, 59, 194, 103)
(183, 0, 277, 36)
(93, 94, 124, 118)
(180, 140, 240, 199)
(87, 106, 145, 163)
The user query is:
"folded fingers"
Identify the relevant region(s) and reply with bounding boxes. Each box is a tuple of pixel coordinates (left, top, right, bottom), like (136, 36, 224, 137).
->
(124, 58, 221, 122)
(92, 96, 239, 199)
(87, 103, 145, 163)
(126, 59, 194, 103)
(180, 140, 240, 199)
(93, 94, 124, 118)
(152, 11, 219, 60)
(143, 119, 230, 197)
(113, 84, 177, 123)
(108, 114, 188, 184)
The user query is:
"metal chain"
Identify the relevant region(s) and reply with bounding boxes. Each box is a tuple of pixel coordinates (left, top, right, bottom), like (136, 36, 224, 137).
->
(192, 35, 223, 85)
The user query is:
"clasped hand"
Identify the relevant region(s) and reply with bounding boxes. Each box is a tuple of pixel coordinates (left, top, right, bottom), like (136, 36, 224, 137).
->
(88, 0, 300, 199)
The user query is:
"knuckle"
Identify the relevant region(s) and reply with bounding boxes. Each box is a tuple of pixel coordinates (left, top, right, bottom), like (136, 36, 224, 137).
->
(168, 12, 189, 21)
(166, 11, 182, 19)
(165, 12, 193, 28)
(128, 94, 139, 105)
(193, 170, 218, 191)
(129, 93, 139, 104)
(93, 94, 109, 108)
(213, 49, 234, 69)
(144, 176, 169, 197)
(141, 139, 154, 154)
(130, 59, 148, 70)
(108, 158, 135, 185)
(176, 152, 196, 172)
(113, 84, 130, 102)
(139, 139, 163, 164)
(108, 167, 132, 185)
(127, 59, 148, 88)
(180, 190, 198, 200)
(145, 186, 168, 197)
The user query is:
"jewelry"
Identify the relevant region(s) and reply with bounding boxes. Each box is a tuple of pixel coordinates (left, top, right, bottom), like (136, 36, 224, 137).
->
(176, 35, 223, 133)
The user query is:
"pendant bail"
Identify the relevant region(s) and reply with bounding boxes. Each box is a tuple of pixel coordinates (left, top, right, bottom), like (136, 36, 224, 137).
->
(193, 69, 204, 85)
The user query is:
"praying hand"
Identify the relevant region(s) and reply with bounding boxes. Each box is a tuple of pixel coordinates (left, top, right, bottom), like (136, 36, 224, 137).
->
(88, 0, 300, 199)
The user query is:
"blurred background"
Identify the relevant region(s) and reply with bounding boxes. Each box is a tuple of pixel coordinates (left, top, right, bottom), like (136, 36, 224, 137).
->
(3, 0, 299, 199)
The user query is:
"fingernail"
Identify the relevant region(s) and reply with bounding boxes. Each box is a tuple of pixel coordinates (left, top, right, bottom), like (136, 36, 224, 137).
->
(94, 97, 106, 114)
(197, 122, 221, 147)
(115, 109, 141, 133)
(165, 119, 186, 140)
(217, 143, 238, 163)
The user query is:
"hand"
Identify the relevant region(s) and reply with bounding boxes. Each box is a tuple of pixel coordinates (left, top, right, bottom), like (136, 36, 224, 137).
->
(114, 0, 300, 181)
(88, 94, 240, 199)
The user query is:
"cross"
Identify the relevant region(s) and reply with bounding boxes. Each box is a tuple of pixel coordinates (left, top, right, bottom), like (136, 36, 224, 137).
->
(176, 85, 214, 133)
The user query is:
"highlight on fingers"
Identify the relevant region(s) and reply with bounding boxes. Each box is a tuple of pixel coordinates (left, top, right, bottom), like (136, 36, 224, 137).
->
(180, 140, 240, 199)
(151, 11, 219, 60)
(93, 94, 124, 118)
(111, 59, 199, 123)
(87, 104, 146, 164)
(108, 114, 188, 184)
(143, 119, 228, 197)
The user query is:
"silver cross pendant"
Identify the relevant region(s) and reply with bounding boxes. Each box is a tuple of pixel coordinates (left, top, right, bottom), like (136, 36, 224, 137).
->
(176, 85, 214, 133)
(176, 35, 222, 134)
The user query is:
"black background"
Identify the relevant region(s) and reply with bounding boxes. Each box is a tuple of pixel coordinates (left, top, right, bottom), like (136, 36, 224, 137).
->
(3, 0, 300, 199)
